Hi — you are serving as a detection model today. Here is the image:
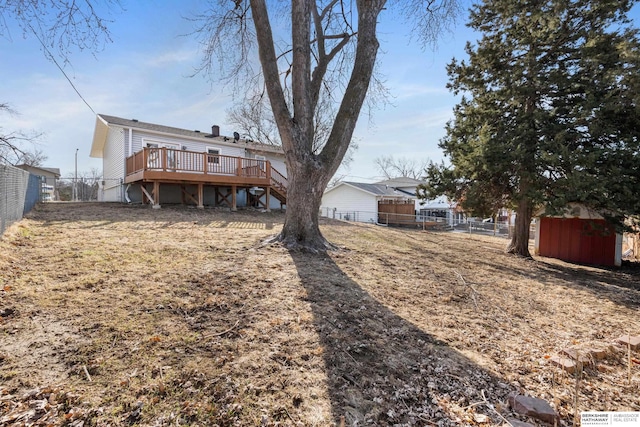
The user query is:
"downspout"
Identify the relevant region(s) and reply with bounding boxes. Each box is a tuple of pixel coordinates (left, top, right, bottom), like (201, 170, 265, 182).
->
(125, 128, 133, 203)
(124, 183, 132, 203)
(128, 127, 133, 156)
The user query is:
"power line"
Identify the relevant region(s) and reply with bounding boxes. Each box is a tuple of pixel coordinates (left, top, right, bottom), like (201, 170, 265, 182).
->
(26, 23, 96, 115)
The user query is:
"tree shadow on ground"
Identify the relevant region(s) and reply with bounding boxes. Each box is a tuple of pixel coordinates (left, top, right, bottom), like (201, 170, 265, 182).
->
(531, 258, 640, 305)
(32, 203, 283, 230)
(386, 228, 640, 310)
(289, 250, 517, 426)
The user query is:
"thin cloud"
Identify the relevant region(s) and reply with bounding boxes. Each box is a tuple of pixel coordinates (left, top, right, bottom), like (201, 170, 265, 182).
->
(146, 48, 198, 67)
(393, 83, 449, 100)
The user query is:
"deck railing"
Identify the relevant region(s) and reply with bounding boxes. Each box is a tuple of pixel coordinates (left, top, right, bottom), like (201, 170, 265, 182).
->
(126, 147, 273, 179)
(270, 166, 288, 195)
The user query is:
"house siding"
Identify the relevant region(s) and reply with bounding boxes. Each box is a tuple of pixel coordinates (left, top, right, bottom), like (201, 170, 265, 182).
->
(101, 126, 125, 202)
(267, 156, 286, 175)
(132, 130, 246, 158)
(321, 185, 378, 223)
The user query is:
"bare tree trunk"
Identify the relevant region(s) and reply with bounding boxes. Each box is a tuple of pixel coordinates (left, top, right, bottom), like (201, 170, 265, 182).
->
(252, 0, 385, 251)
(277, 160, 333, 251)
(506, 197, 533, 257)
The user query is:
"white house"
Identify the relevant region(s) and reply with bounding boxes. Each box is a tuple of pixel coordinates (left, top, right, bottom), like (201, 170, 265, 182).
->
(373, 177, 462, 225)
(320, 181, 413, 223)
(16, 164, 61, 201)
(90, 114, 287, 209)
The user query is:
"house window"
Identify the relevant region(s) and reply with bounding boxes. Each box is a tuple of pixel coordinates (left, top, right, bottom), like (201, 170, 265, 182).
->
(144, 141, 179, 168)
(207, 147, 220, 164)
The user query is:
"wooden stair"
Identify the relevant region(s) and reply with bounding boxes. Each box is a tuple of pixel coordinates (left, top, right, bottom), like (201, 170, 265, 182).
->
(270, 166, 287, 205)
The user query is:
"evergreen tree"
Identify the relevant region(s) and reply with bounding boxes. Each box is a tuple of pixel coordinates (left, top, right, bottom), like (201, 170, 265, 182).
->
(422, 0, 640, 257)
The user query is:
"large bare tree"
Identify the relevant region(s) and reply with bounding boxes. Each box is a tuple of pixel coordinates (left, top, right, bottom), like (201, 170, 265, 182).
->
(374, 155, 429, 180)
(194, 0, 459, 250)
(1, 1, 120, 162)
(0, 104, 46, 165)
(0, 0, 121, 63)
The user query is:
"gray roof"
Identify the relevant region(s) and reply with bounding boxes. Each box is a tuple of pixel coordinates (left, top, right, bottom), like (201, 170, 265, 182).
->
(99, 114, 220, 139)
(375, 177, 424, 187)
(97, 114, 283, 154)
(15, 164, 61, 178)
(342, 181, 409, 197)
(42, 167, 61, 176)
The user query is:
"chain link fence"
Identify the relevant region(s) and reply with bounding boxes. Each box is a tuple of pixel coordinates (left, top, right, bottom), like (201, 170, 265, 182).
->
(319, 207, 525, 238)
(0, 164, 42, 235)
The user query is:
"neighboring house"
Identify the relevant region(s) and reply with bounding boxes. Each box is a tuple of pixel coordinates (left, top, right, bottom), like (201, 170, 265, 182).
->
(16, 164, 61, 201)
(418, 196, 463, 225)
(374, 177, 424, 211)
(534, 204, 623, 267)
(320, 181, 413, 224)
(89, 114, 287, 209)
(374, 177, 462, 225)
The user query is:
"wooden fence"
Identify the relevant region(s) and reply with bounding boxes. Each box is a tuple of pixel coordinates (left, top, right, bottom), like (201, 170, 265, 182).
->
(377, 200, 415, 225)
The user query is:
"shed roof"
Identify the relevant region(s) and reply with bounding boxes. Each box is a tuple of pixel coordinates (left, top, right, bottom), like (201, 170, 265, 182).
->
(534, 203, 605, 220)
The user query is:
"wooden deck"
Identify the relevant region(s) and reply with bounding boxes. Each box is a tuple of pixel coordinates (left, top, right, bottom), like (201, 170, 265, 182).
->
(125, 147, 287, 209)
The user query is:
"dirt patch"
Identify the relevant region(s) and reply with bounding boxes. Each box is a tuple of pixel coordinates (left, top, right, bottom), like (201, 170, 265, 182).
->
(0, 203, 638, 426)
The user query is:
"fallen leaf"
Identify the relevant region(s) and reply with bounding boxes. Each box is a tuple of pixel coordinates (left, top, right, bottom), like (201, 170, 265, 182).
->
(474, 413, 489, 423)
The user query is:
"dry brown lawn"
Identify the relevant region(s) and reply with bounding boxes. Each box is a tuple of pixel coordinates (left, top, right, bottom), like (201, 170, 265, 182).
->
(0, 203, 639, 426)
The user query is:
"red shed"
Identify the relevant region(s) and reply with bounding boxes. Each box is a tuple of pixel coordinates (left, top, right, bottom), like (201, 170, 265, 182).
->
(534, 204, 622, 267)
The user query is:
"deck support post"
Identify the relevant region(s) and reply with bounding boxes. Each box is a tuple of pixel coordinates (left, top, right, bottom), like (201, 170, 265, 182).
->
(197, 183, 204, 209)
(141, 183, 147, 205)
(152, 181, 161, 209)
(265, 187, 271, 212)
(140, 182, 160, 208)
(231, 185, 237, 211)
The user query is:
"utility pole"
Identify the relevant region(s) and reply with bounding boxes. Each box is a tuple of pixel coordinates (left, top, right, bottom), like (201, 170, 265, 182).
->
(74, 148, 78, 202)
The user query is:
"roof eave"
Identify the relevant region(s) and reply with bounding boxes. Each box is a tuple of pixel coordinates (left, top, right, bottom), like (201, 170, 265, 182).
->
(90, 115, 109, 158)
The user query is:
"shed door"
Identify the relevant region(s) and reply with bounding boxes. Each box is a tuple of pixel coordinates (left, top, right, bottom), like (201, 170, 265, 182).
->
(538, 218, 616, 266)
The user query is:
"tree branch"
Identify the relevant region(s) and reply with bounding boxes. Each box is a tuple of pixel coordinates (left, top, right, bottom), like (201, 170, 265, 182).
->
(249, 0, 293, 148)
(319, 0, 386, 176)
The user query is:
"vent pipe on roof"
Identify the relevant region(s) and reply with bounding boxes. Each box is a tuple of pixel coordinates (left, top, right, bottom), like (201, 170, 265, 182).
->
(211, 125, 220, 137)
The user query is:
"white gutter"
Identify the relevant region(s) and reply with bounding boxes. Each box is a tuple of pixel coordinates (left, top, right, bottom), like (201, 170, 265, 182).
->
(128, 127, 133, 157)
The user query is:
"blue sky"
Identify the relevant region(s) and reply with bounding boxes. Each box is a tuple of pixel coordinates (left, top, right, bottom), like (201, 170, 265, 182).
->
(0, 2, 636, 181)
